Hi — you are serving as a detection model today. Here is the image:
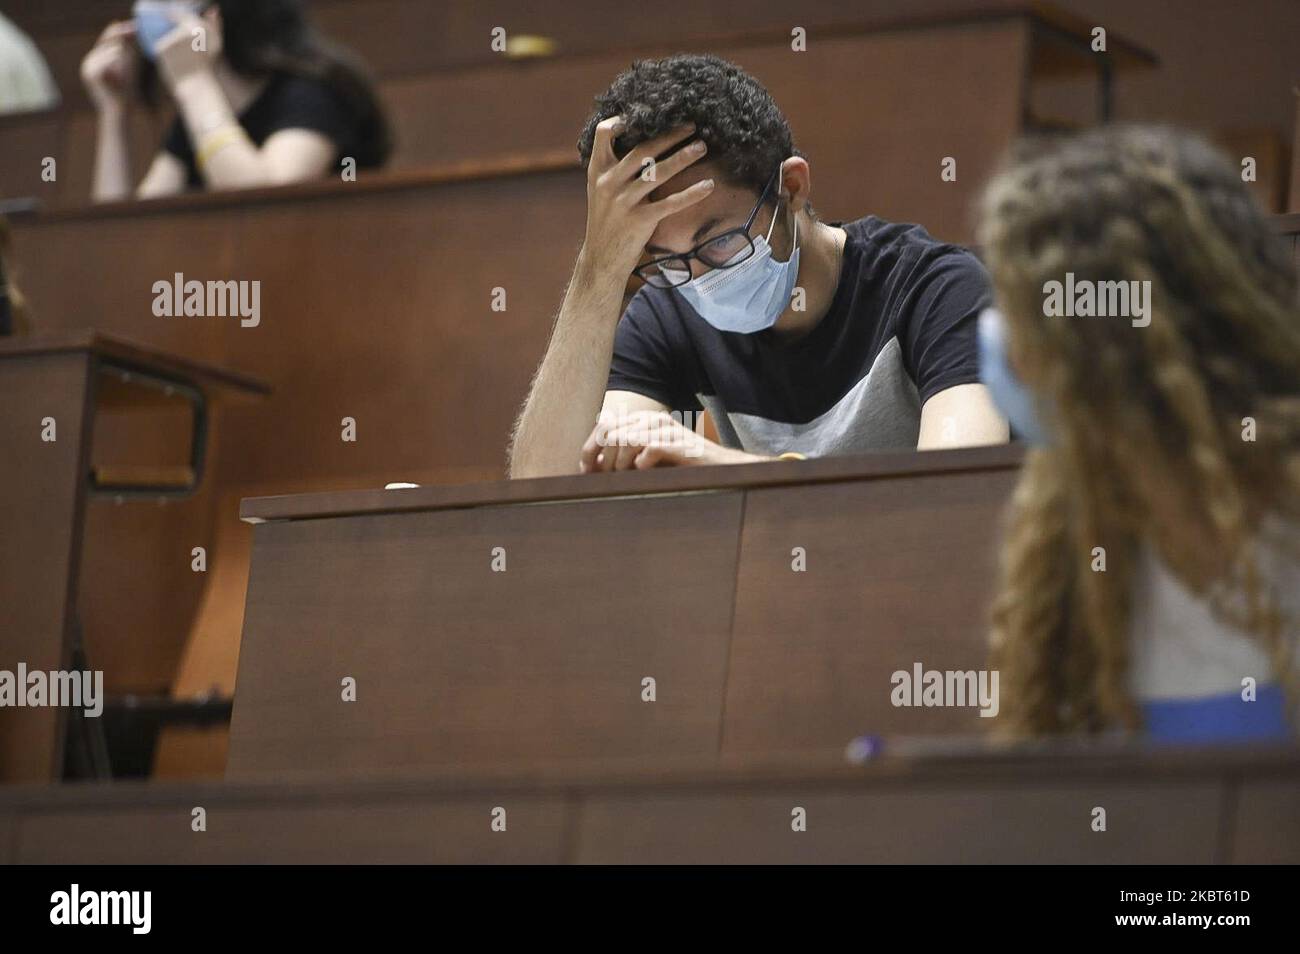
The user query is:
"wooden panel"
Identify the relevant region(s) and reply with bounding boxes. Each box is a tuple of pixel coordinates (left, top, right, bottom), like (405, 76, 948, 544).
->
(16, 12, 1028, 241)
(1230, 778, 1300, 863)
(56, 108, 171, 211)
(10, 167, 587, 713)
(723, 466, 1018, 755)
(15, 169, 588, 485)
(384, 21, 1028, 243)
(16, 1, 1150, 88)
(0, 335, 267, 696)
(76, 486, 222, 693)
(0, 351, 93, 781)
(16, 796, 569, 864)
(226, 492, 744, 777)
(8, 745, 1287, 864)
(225, 451, 1021, 778)
(82, 377, 213, 692)
(0, 108, 163, 211)
(575, 782, 1223, 863)
(0, 114, 61, 205)
(239, 446, 1024, 522)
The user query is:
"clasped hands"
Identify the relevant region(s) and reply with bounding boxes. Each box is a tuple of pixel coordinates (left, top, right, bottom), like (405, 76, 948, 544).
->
(579, 409, 768, 472)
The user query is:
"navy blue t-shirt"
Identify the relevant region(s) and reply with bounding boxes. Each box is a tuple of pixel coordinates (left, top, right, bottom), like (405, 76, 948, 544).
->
(606, 215, 991, 455)
(162, 72, 358, 187)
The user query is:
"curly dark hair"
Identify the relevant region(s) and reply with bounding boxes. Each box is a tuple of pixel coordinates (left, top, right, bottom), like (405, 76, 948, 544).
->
(576, 54, 796, 196)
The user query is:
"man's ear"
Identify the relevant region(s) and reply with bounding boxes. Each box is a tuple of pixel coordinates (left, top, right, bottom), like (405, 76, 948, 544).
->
(780, 156, 811, 210)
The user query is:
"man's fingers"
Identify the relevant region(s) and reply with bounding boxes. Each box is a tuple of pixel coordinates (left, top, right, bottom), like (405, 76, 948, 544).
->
(596, 424, 642, 471)
(635, 445, 682, 469)
(594, 441, 622, 472)
(579, 421, 611, 473)
(591, 422, 629, 472)
(647, 177, 716, 220)
(629, 139, 708, 199)
(614, 123, 697, 179)
(590, 115, 625, 173)
(580, 413, 692, 474)
(611, 441, 643, 471)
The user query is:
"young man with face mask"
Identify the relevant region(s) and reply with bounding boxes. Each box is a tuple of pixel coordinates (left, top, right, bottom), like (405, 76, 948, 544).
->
(508, 54, 1008, 478)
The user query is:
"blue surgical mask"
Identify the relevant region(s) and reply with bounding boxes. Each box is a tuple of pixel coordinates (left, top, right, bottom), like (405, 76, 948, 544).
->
(133, 1, 202, 61)
(978, 307, 1051, 445)
(670, 179, 800, 334)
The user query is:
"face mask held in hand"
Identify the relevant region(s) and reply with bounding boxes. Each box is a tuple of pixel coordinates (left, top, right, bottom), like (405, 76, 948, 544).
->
(132, 0, 205, 61)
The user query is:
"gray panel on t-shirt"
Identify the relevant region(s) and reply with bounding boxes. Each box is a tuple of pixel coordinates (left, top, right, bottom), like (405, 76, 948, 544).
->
(699, 336, 921, 456)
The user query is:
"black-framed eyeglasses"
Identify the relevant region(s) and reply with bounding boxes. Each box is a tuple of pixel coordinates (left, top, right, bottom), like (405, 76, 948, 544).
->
(634, 169, 780, 289)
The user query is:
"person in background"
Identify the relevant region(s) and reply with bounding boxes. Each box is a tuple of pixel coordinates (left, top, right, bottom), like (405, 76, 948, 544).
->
(979, 125, 1300, 743)
(0, 9, 59, 115)
(81, 0, 391, 202)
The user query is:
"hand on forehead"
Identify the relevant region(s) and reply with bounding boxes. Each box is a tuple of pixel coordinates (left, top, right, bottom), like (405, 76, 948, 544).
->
(646, 160, 768, 254)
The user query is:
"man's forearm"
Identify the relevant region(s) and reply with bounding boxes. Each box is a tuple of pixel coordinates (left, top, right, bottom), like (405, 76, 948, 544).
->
(508, 253, 627, 478)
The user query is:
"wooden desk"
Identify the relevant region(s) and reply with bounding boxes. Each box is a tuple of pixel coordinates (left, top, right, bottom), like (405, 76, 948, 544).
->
(0, 331, 267, 783)
(228, 446, 1022, 778)
(1, 744, 1296, 863)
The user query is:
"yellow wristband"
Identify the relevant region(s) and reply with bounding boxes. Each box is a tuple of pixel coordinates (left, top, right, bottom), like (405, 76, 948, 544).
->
(777, 452, 807, 461)
(196, 124, 244, 171)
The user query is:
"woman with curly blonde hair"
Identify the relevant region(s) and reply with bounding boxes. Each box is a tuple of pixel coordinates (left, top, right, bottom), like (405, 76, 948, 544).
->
(977, 125, 1300, 742)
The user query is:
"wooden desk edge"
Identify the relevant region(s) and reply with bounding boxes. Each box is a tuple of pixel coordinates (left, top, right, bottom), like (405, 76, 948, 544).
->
(0, 742, 1296, 812)
(239, 444, 1026, 523)
(0, 330, 271, 397)
(9, 151, 582, 225)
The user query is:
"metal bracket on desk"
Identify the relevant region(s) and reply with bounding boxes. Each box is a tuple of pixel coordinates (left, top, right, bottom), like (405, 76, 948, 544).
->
(87, 359, 209, 499)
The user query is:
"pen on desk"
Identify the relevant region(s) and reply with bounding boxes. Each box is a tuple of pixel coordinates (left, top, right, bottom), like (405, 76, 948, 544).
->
(844, 731, 1135, 764)
(844, 734, 998, 763)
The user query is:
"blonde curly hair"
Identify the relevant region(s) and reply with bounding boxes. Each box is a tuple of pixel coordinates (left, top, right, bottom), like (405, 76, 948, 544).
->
(977, 125, 1300, 736)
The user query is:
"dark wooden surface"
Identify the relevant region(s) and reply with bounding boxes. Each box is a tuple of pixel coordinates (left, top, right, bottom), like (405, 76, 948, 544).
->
(0, 335, 265, 782)
(723, 466, 1019, 753)
(0, 350, 94, 782)
(0, 330, 271, 397)
(2, 745, 1295, 863)
(8, 163, 588, 710)
(229, 491, 745, 775)
(240, 445, 1025, 521)
(227, 447, 1023, 777)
